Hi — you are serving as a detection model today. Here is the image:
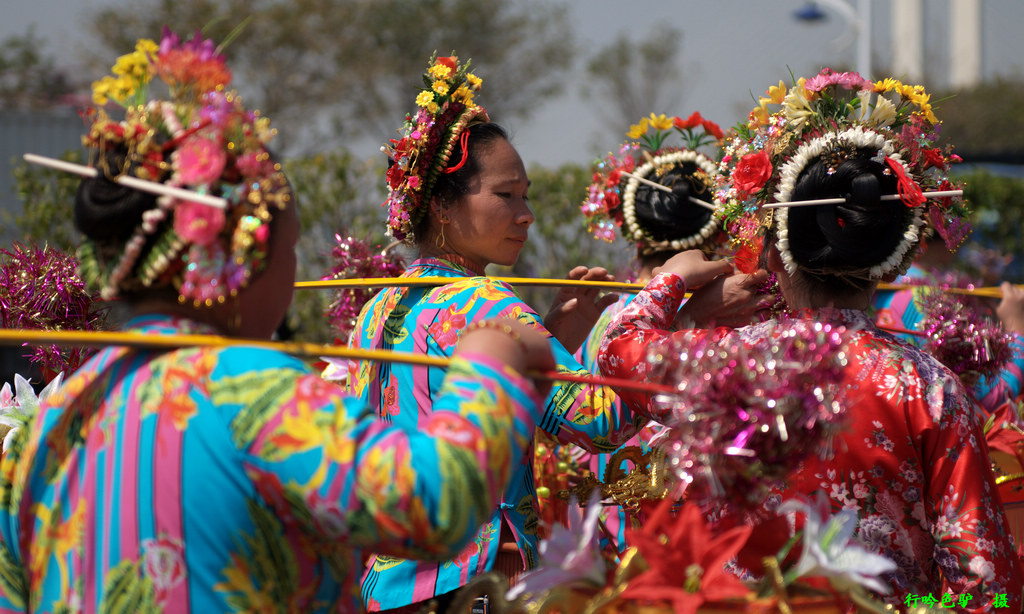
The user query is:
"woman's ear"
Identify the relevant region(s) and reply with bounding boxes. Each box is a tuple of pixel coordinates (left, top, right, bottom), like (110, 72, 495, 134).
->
(428, 195, 444, 217)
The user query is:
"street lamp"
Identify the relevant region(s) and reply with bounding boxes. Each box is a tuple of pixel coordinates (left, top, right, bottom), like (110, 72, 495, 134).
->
(793, 0, 872, 79)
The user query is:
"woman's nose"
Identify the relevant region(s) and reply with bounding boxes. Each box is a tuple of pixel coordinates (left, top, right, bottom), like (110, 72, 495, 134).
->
(518, 201, 535, 226)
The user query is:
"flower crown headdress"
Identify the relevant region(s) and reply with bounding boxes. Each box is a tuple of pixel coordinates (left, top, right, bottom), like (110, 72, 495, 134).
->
(383, 53, 487, 244)
(72, 27, 289, 307)
(581, 112, 725, 255)
(715, 68, 969, 280)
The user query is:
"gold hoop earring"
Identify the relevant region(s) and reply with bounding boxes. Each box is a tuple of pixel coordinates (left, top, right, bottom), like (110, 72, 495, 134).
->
(435, 222, 447, 248)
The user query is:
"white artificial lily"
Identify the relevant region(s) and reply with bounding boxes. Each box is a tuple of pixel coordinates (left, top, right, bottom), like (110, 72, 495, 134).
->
(507, 492, 606, 602)
(777, 493, 897, 595)
(0, 372, 63, 452)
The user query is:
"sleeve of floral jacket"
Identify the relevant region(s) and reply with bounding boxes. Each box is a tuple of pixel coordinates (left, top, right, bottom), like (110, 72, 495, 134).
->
(349, 273, 642, 454)
(232, 349, 542, 556)
(596, 272, 724, 421)
(0, 343, 540, 613)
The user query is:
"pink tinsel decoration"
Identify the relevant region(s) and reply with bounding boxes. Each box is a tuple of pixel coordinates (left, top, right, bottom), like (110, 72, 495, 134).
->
(0, 243, 108, 378)
(324, 235, 406, 343)
(646, 320, 848, 511)
(920, 291, 1011, 389)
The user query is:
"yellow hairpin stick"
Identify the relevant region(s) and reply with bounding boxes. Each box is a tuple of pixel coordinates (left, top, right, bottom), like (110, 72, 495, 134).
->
(0, 329, 677, 395)
(299, 277, 1017, 299)
(296, 277, 646, 292)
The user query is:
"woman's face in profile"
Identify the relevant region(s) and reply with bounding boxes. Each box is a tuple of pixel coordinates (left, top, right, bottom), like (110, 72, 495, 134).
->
(442, 137, 534, 272)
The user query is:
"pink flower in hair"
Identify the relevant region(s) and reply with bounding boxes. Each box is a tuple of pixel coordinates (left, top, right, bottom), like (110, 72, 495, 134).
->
(236, 151, 274, 179)
(174, 200, 226, 246)
(804, 68, 872, 93)
(175, 136, 226, 186)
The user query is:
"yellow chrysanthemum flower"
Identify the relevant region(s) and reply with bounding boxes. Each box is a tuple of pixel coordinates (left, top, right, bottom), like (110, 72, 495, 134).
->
(426, 101, 439, 114)
(432, 80, 450, 96)
(874, 77, 902, 94)
(454, 85, 474, 105)
(915, 103, 938, 124)
(135, 38, 158, 56)
(429, 63, 453, 80)
(767, 80, 787, 104)
(648, 113, 673, 131)
(415, 91, 434, 108)
(92, 77, 114, 105)
(466, 73, 482, 91)
(627, 117, 649, 139)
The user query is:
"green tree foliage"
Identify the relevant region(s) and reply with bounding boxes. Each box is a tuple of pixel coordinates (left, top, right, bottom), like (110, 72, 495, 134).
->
(937, 79, 1024, 163)
(86, 0, 574, 153)
(1, 151, 83, 248)
(957, 169, 1024, 280)
(582, 24, 685, 135)
(282, 150, 392, 343)
(499, 162, 631, 309)
(0, 27, 77, 110)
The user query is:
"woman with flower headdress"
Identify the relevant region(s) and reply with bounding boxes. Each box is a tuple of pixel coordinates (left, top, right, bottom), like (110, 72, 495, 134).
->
(348, 54, 672, 613)
(548, 111, 771, 551)
(0, 30, 557, 613)
(597, 69, 1023, 610)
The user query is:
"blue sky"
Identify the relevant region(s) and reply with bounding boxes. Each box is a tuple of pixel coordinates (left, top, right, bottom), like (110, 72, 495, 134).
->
(5, 0, 1024, 167)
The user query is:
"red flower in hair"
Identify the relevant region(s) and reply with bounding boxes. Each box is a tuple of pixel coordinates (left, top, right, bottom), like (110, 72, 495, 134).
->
(674, 111, 703, 130)
(921, 148, 947, 170)
(436, 56, 458, 72)
(701, 119, 724, 140)
(608, 168, 623, 187)
(732, 151, 773, 196)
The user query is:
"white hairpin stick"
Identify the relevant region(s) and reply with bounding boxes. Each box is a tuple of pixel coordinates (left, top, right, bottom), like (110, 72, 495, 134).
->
(23, 153, 228, 210)
(618, 170, 718, 212)
(762, 190, 963, 209)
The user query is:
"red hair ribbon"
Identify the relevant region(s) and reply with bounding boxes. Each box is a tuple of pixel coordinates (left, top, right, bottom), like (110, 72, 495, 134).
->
(884, 156, 925, 207)
(444, 129, 471, 174)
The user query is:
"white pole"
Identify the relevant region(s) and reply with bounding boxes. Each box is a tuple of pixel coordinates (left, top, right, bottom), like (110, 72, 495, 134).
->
(949, 0, 982, 89)
(856, 0, 871, 79)
(892, 0, 923, 82)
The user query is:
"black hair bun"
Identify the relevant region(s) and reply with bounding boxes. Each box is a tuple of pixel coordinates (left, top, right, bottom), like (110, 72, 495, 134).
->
(786, 152, 908, 271)
(74, 149, 159, 242)
(632, 160, 713, 243)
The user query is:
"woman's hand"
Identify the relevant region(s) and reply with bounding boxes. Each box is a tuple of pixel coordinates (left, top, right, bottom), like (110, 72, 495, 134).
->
(675, 269, 771, 329)
(543, 266, 620, 353)
(997, 282, 1024, 335)
(457, 319, 555, 398)
(652, 250, 733, 289)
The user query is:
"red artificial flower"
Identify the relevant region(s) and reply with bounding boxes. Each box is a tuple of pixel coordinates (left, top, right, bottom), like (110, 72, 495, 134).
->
(922, 148, 947, 170)
(436, 56, 458, 73)
(732, 151, 773, 196)
(733, 238, 763, 274)
(608, 168, 623, 187)
(702, 119, 724, 140)
(620, 500, 752, 614)
(675, 111, 704, 131)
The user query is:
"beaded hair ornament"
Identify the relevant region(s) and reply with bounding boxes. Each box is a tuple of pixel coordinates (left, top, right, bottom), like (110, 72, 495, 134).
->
(581, 112, 725, 255)
(383, 53, 486, 244)
(73, 28, 288, 307)
(715, 68, 969, 280)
